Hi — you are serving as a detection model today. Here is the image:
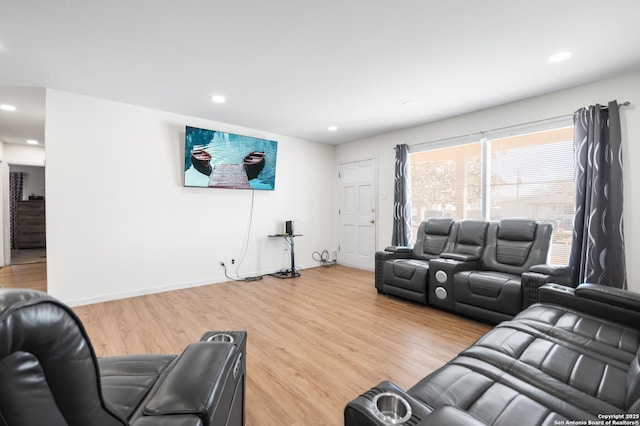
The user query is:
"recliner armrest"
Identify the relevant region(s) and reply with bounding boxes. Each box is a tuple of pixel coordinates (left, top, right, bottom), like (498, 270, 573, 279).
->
(133, 415, 204, 426)
(440, 253, 479, 262)
(430, 257, 480, 272)
(142, 342, 238, 425)
(538, 283, 640, 328)
(575, 283, 640, 310)
(521, 264, 572, 309)
(384, 246, 412, 253)
(529, 264, 571, 277)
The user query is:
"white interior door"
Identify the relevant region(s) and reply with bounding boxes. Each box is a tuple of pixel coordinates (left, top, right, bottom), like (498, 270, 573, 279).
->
(338, 158, 376, 270)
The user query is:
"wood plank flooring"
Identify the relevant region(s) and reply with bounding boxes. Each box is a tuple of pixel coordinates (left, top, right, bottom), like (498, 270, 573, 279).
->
(0, 261, 47, 292)
(69, 265, 491, 426)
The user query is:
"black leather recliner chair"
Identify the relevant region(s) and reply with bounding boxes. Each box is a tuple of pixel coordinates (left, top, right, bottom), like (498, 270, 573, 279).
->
(0, 288, 246, 426)
(452, 218, 553, 323)
(377, 218, 457, 304)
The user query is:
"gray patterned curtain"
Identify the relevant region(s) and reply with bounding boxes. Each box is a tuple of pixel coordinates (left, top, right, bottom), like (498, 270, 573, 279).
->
(391, 144, 412, 246)
(569, 100, 626, 288)
(9, 172, 26, 249)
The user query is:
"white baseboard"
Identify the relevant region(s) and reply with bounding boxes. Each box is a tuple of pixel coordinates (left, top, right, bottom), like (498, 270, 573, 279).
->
(65, 262, 323, 307)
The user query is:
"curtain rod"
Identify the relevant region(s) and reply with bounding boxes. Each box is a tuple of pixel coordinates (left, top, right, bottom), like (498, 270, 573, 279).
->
(400, 100, 631, 150)
(403, 114, 572, 149)
(603, 100, 630, 109)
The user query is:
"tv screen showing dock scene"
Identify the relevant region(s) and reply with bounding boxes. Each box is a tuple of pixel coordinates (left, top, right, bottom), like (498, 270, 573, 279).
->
(184, 126, 278, 190)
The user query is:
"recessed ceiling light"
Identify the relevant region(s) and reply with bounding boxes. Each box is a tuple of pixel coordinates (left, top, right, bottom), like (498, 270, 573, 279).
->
(210, 95, 226, 103)
(0, 104, 17, 111)
(548, 51, 573, 63)
(402, 100, 418, 107)
(328, 125, 338, 132)
(27, 140, 39, 145)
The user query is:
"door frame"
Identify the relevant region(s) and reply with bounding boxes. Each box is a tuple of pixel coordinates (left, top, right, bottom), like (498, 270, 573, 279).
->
(336, 156, 378, 270)
(2, 160, 46, 267)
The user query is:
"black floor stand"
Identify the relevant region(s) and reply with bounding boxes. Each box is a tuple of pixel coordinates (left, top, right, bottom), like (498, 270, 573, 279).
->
(268, 234, 302, 279)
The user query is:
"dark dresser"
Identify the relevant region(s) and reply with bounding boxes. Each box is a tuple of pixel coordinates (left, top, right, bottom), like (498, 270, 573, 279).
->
(16, 200, 46, 249)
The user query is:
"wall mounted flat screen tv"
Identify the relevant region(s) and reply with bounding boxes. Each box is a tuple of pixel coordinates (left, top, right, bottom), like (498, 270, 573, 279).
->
(184, 126, 278, 190)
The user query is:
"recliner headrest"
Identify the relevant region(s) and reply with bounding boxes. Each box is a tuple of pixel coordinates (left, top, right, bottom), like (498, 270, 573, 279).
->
(424, 218, 454, 236)
(498, 219, 538, 241)
(457, 220, 488, 245)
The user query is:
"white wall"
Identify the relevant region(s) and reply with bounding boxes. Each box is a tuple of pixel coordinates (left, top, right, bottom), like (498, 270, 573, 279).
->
(337, 71, 640, 293)
(3, 143, 46, 166)
(45, 90, 336, 305)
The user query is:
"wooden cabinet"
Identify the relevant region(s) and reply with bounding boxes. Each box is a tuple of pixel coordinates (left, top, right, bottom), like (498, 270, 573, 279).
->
(16, 200, 46, 249)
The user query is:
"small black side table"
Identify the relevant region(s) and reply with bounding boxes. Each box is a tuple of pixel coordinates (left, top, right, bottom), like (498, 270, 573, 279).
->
(268, 234, 302, 278)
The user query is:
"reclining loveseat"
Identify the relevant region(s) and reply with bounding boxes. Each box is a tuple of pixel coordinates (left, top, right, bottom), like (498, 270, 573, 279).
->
(0, 288, 246, 426)
(345, 282, 640, 425)
(377, 217, 566, 323)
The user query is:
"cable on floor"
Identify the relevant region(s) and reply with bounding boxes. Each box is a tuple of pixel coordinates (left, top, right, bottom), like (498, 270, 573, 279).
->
(313, 249, 335, 267)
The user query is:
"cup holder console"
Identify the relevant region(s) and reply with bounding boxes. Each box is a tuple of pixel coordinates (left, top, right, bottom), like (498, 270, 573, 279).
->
(428, 259, 456, 310)
(435, 270, 447, 283)
(372, 392, 412, 424)
(205, 333, 235, 343)
(434, 286, 447, 300)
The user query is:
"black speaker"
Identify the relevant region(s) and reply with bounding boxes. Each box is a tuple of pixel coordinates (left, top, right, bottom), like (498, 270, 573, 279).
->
(285, 220, 293, 235)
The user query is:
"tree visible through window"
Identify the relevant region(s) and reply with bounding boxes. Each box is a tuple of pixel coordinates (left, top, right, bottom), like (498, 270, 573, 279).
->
(409, 125, 574, 265)
(410, 143, 481, 223)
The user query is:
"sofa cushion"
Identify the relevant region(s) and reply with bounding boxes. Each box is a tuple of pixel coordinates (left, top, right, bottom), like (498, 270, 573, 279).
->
(383, 259, 430, 302)
(454, 271, 522, 316)
(627, 351, 640, 413)
(494, 219, 538, 267)
(408, 356, 597, 425)
(424, 217, 455, 236)
(386, 259, 430, 281)
(497, 219, 538, 242)
(496, 239, 534, 267)
(513, 304, 640, 362)
(463, 323, 629, 411)
(413, 218, 455, 260)
(450, 220, 488, 258)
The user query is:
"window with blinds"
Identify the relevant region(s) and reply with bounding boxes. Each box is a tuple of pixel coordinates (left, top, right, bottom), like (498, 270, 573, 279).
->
(409, 123, 574, 265)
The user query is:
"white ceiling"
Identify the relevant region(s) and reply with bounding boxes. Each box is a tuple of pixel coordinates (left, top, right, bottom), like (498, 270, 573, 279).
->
(1, 0, 640, 146)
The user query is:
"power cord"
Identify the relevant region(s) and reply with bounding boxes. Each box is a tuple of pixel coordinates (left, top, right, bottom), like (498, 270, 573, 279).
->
(220, 262, 244, 281)
(220, 262, 263, 282)
(312, 249, 335, 267)
(220, 190, 264, 282)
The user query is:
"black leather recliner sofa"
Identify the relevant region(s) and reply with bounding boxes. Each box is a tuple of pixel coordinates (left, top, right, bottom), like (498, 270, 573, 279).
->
(0, 288, 246, 426)
(377, 218, 562, 323)
(345, 282, 640, 425)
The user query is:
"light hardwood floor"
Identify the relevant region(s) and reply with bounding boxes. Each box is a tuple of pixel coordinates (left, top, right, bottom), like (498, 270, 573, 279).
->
(1, 263, 491, 425)
(0, 261, 47, 292)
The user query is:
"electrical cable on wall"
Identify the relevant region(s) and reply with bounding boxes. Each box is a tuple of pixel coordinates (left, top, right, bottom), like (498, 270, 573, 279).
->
(235, 189, 255, 274)
(224, 189, 264, 282)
